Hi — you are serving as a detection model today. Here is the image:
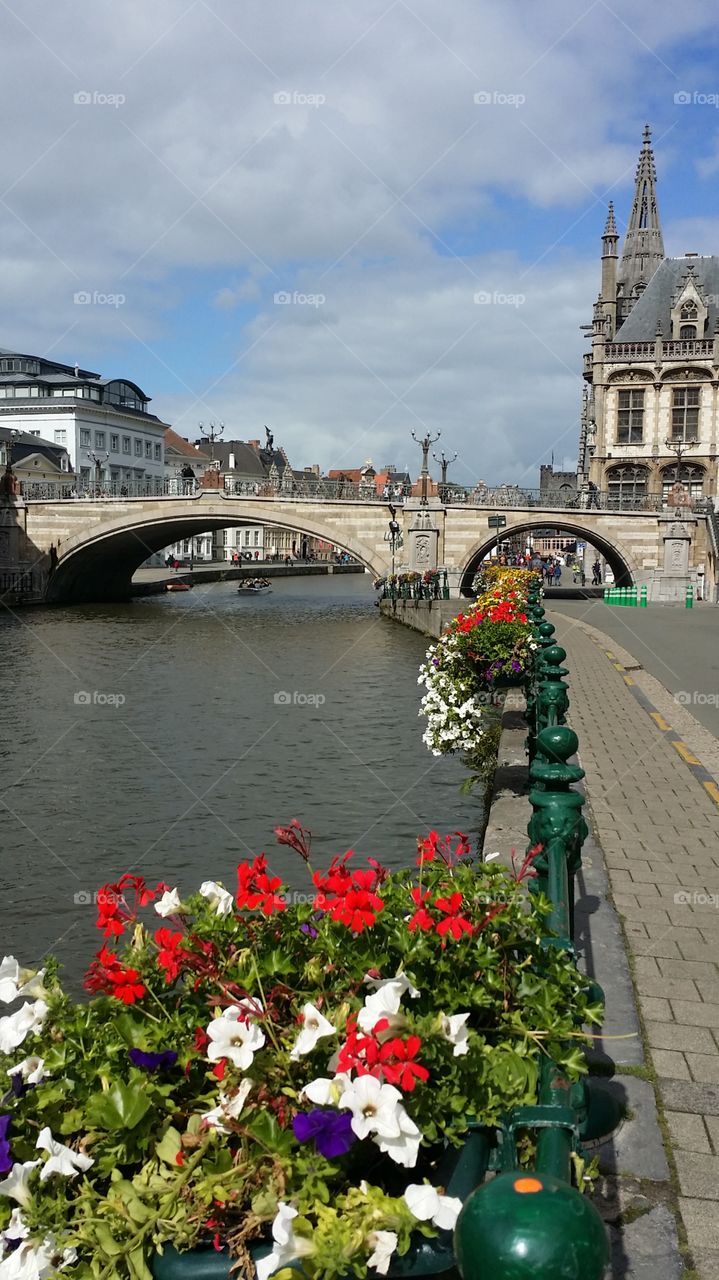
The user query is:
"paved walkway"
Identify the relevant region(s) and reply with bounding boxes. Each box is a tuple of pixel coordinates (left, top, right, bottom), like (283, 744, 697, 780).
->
(552, 613, 719, 1279)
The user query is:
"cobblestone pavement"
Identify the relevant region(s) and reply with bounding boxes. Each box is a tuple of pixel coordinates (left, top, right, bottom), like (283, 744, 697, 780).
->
(551, 612, 719, 1279)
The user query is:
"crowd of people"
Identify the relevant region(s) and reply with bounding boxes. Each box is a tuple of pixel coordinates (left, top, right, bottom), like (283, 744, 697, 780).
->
(491, 550, 604, 586)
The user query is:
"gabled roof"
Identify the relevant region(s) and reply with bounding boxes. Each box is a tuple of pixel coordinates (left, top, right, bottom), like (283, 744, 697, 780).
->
(164, 427, 210, 461)
(615, 256, 719, 340)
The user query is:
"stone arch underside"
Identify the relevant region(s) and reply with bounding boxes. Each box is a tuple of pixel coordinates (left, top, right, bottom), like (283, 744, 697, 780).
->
(45, 503, 388, 603)
(457, 518, 639, 593)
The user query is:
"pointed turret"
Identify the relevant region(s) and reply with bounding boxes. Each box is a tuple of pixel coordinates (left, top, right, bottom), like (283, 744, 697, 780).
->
(601, 202, 619, 336)
(617, 125, 665, 322)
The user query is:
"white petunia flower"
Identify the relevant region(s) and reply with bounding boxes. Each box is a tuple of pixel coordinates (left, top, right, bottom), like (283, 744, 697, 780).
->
(0, 1160, 41, 1207)
(0, 961, 46, 1006)
(367, 1230, 398, 1275)
(154, 888, 182, 917)
(357, 975, 418, 1034)
(0, 1232, 75, 1278)
(206, 1006, 266, 1071)
(339, 1076, 403, 1141)
(36, 1128, 94, 1181)
(289, 1004, 335, 1061)
(7, 1056, 46, 1085)
(375, 1106, 422, 1168)
(199, 881, 234, 918)
(1, 1207, 29, 1245)
(0, 1002, 48, 1056)
(0, 957, 20, 1004)
(300, 1073, 350, 1106)
(254, 1202, 313, 1280)
(440, 1012, 471, 1057)
(201, 1078, 253, 1133)
(404, 1183, 463, 1230)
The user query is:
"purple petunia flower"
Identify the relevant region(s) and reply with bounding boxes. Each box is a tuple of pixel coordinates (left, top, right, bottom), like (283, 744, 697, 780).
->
(0, 1115, 12, 1174)
(292, 1109, 357, 1159)
(128, 1049, 178, 1072)
(510, 659, 522, 673)
(300, 923, 319, 938)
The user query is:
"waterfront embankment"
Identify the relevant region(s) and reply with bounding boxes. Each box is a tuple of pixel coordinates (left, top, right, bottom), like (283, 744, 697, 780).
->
(132, 561, 365, 596)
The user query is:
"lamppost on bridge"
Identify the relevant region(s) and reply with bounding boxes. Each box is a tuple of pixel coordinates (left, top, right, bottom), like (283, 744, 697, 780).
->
(411, 430, 441, 506)
(384, 504, 403, 577)
(433, 449, 457, 503)
(664, 436, 698, 514)
(197, 421, 225, 468)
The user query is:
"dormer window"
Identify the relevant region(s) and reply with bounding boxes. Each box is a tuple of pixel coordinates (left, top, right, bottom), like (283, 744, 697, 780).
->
(679, 302, 698, 338)
(680, 325, 697, 338)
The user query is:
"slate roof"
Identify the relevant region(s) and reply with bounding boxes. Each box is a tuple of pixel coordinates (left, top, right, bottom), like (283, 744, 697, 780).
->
(615, 256, 719, 340)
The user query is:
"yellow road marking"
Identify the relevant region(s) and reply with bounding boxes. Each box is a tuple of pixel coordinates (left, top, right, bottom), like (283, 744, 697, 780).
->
(605, 650, 615, 659)
(623, 675, 635, 686)
(703, 780, 719, 806)
(613, 662, 624, 671)
(673, 741, 702, 766)
(650, 712, 671, 731)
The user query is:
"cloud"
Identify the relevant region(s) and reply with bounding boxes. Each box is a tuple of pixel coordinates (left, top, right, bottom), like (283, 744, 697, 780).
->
(1, 0, 718, 479)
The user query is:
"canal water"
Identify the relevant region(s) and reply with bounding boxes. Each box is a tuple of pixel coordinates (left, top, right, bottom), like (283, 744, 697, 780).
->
(0, 575, 483, 986)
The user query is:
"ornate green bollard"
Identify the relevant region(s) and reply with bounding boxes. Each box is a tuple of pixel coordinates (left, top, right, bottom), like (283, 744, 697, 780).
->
(527, 726, 587, 933)
(454, 1171, 609, 1280)
(640, 583, 647, 608)
(685, 583, 694, 609)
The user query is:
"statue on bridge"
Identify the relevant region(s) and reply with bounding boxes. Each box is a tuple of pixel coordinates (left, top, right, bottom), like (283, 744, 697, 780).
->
(411, 429, 441, 506)
(265, 426, 274, 452)
(0, 461, 20, 501)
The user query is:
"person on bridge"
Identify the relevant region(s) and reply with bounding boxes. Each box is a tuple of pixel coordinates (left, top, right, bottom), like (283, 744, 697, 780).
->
(592, 560, 602, 585)
(553, 562, 561, 585)
(587, 480, 599, 509)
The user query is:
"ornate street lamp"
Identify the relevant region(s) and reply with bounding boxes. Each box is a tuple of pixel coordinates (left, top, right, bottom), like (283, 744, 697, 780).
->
(197, 420, 225, 467)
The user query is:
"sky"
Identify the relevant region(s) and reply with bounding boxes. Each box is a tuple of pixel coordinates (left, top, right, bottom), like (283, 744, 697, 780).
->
(2, 1, 719, 490)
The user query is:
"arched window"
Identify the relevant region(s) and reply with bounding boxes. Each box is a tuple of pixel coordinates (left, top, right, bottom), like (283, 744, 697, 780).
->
(680, 301, 698, 320)
(680, 325, 697, 339)
(606, 465, 649, 509)
(661, 464, 705, 503)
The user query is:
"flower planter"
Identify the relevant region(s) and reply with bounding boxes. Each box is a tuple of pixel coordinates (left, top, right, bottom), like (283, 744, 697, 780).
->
(151, 1128, 493, 1280)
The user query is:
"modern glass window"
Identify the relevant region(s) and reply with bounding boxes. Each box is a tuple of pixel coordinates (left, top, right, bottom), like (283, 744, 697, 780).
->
(662, 464, 705, 502)
(671, 387, 700, 440)
(79, 428, 91, 447)
(104, 381, 148, 412)
(134, 439, 143, 456)
(122, 436, 131, 454)
(616, 388, 644, 443)
(110, 434, 119, 452)
(95, 431, 106, 449)
(606, 465, 649, 508)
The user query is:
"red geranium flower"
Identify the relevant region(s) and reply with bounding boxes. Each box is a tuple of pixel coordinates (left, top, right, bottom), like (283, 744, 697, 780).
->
(236, 855, 286, 915)
(379, 1035, 430, 1091)
(434, 892, 474, 940)
(408, 887, 434, 933)
(155, 927, 186, 984)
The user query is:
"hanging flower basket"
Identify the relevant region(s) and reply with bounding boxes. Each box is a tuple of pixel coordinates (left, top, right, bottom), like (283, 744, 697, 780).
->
(0, 824, 600, 1280)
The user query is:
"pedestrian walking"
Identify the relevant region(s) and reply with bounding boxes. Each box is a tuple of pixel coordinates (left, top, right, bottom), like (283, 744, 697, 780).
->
(592, 560, 602, 586)
(553, 562, 561, 585)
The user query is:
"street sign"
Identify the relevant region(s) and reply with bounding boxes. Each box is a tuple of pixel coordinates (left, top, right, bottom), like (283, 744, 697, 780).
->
(487, 515, 507, 528)
(576, 541, 586, 552)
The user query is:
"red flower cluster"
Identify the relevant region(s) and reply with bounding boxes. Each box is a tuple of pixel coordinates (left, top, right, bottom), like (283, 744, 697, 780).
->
(236, 856, 286, 915)
(336, 1018, 429, 1091)
(273, 818, 312, 864)
(95, 874, 165, 938)
(409, 887, 474, 940)
(155, 927, 186, 984)
(416, 830, 471, 868)
(84, 945, 146, 1004)
(312, 855, 385, 932)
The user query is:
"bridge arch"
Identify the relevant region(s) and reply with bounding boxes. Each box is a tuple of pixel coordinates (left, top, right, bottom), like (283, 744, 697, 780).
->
(457, 516, 639, 594)
(45, 497, 388, 603)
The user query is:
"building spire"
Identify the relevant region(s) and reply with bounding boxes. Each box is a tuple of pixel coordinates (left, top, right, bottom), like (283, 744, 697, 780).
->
(617, 124, 665, 312)
(603, 201, 618, 239)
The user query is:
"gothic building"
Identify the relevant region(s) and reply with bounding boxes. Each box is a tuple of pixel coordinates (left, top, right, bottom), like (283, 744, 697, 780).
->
(582, 126, 719, 509)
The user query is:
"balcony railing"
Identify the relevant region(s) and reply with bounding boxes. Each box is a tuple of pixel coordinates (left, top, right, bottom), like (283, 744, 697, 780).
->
(605, 338, 715, 361)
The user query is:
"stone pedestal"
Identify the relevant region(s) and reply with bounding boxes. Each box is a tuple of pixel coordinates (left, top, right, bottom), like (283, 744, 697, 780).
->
(407, 507, 439, 573)
(0, 495, 45, 603)
(657, 514, 696, 602)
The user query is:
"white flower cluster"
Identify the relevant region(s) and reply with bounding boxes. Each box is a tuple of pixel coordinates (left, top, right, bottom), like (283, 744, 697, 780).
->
(418, 642, 487, 757)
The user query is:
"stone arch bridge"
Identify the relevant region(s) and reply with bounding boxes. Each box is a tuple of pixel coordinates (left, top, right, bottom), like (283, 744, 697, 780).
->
(9, 492, 713, 603)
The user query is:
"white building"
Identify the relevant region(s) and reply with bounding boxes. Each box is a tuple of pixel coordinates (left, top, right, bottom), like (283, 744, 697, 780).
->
(0, 348, 169, 493)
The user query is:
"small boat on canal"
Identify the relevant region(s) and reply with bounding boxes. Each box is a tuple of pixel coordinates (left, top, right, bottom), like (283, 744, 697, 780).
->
(166, 581, 192, 592)
(237, 579, 272, 594)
